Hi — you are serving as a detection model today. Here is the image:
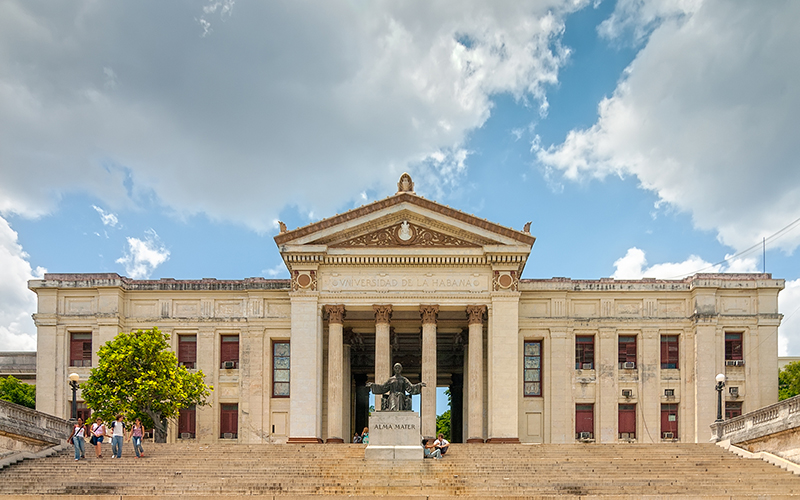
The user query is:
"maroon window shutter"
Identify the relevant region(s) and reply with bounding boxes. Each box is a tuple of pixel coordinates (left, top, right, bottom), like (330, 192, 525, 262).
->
(619, 405, 636, 436)
(661, 404, 678, 437)
(221, 336, 240, 365)
(660, 339, 669, 366)
(576, 405, 594, 434)
(626, 342, 636, 363)
(179, 337, 197, 368)
(220, 404, 238, 437)
(179, 407, 196, 436)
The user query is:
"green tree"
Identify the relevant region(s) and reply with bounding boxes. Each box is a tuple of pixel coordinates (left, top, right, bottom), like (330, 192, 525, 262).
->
(0, 376, 36, 409)
(779, 360, 800, 400)
(435, 388, 452, 439)
(81, 327, 212, 442)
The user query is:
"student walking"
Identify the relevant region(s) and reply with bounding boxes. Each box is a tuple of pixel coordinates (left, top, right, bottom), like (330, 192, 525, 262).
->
(89, 417, 105, 458)
(70, 418, 86, 461)
(110, 415, 125, 459)
(128, 418, 145, 458)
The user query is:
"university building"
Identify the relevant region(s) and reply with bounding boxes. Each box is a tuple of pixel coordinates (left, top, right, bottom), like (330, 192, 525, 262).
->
(30, 174, 783, 444)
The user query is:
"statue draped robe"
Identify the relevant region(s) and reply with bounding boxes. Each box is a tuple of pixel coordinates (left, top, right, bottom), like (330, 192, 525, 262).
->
(369, 375, 424, 411)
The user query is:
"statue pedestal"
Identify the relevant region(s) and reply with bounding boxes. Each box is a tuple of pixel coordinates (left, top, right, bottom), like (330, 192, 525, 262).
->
(365, 411, 423, 460)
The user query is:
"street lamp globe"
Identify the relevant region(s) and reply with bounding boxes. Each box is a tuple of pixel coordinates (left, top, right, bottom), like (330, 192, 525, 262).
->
(68, 372, 80, 383)
(715, 373, 726, 384)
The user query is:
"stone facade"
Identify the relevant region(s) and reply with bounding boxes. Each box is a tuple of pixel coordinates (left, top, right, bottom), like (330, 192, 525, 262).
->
(29, 175, 783, 445)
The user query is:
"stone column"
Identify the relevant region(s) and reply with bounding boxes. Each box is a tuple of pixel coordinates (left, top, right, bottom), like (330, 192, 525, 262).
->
(373, 305, 393, 384)
(325, 305, 345, 443)
(466, 305, 486, 442)
(288, 295, 323, 443)
(420, 305, 439, 439)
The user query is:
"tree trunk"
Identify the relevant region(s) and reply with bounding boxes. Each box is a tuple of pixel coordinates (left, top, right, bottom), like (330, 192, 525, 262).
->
(143, 408, 169, 443)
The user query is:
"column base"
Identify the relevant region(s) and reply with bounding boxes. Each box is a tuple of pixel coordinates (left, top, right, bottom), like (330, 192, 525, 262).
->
(466, 438, 486, 443)
(326, 437, 344, 443)
(287, 437, 324, 444)
(486, 437, 520, 444)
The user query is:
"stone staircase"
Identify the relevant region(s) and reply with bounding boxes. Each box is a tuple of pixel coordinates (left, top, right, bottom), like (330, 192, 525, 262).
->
(1, 442, 799, 498)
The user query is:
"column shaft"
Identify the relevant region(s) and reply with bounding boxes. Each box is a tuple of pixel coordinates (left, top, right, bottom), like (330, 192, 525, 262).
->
(373, 305, 392, 384)
(466, 305, 486, 442)
(325, 305, 345, 443)
(421, 305, 439, 439)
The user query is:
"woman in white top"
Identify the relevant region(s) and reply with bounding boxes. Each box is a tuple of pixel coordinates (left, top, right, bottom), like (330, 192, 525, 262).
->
(110, 414, 125, 459)
(70, 418, 86, 461)
(89, 417, 105, 458)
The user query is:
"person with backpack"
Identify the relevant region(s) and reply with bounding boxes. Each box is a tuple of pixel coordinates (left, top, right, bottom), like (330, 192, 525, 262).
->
(127, 418, 145, 458)
(109, 414, 125, 459)
(89, 416, 106, 458)
(70, 417, 86, 461)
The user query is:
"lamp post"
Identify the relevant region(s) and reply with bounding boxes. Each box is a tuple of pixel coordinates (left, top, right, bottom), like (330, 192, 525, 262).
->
(715, 373, 726, 423)
(68, 372, 80, 420)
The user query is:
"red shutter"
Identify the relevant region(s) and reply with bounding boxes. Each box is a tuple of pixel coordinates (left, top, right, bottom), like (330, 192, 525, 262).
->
(179, 338, 197, 368)
(661, 404, 678, 438)
(619, 405, 636, 437)
(660, 340, 669, 366)
(626, 342, 636, 362)
(220, 336, 239, 366)
(179, 407, 196, 437)
(220, 404, 238, 438)
(576, 405, 594, 434)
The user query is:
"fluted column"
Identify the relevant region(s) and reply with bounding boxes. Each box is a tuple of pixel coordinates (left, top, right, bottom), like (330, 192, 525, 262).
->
(373, 305, 393, 385)
(325, 305, 345, 443)
(466, 305, 486, 442)
(420, 304, 439, 439)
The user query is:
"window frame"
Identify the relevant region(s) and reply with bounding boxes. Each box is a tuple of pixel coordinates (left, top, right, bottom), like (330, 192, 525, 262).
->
(523, 340, 543, 398)
(272, 340, 290, 398)
(618, 403, 636, 439)
(219, 403, 239, 439)
(618, 335, 637, 369)
(725, 401, 743, 420)
(179, 405, 196, 438)
(660, 403, 678, 439)
(725, 332, 743, 361)
(178, 334, 197, 369)
(575, 336, 595, 370)
(660, 335, 679, 369)
(220, 334, 240, 369)
(575, 403, 594, 440)
(69, 332, 93, 367)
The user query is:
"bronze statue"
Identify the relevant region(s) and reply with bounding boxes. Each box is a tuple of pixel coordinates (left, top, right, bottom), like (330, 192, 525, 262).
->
(367, 363, 425, 411)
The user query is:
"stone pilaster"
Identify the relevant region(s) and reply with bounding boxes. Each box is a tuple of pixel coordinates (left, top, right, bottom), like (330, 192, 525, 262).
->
(420, 304, 439, 439)
(325, 305, 345, 443)
(487, 294, 520, 443)
(373, 305, 393, 384)
(288, 295, 323, 443)
(466, 305, 486, 442)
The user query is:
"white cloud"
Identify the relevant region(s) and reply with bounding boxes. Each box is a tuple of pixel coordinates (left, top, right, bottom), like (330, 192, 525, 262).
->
(780, 279, 800, 356)
(0, 1, 584, 230)
(92, 205, 118, 227)
(612, 247, 758, 280)
(0, 216, 45, 351)
(537, 0, 800, 253)
(262, 263, 288, 278)
(115, 229, 170, 279)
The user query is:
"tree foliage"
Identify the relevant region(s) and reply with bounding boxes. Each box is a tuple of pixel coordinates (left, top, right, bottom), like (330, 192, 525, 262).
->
(779, 360, 800, 401)
(0, 376, 35, 409)
(81, 327, 212, 442)
(435, 387, 452, 440)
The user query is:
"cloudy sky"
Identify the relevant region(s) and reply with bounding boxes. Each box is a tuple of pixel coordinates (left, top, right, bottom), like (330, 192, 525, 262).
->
(2, 0, 799, 359)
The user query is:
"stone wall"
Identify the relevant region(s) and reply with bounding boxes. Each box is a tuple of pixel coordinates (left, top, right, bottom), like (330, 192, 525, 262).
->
(0, 399, 71, 454)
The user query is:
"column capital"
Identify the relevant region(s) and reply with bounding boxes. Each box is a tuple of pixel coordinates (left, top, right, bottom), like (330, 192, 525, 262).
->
(466, 304, 487, 325)
(420, 304, 439, 325)
(325, 304, 346, 324)
(373, 304, 393, 324)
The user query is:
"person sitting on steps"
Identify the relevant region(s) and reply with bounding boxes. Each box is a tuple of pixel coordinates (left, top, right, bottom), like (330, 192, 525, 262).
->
(422, 438, 442, 459)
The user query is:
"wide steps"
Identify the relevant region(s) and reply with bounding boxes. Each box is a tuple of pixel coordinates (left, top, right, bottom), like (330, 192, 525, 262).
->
(1, 443, 799, 497)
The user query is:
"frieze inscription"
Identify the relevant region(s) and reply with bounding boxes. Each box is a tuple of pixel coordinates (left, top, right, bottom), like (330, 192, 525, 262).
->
(322, 273, 488, 292)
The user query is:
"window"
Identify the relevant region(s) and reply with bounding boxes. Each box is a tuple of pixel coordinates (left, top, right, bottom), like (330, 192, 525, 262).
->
(76, 402, 91, 423)
(725, 332, 743, 361)
(272, 341, 290, 397)
(575, 336, 594, 369)
(661, 404, 678, 439)
(178, 335, 197, 369)
(660, 335, 679, 369)
(220, 335, 239, 369)
(619, 404, 636, 439)
(576, 404, 594, 439)
(179, 406, 196, 438)
(725, 401, 743, 420)
(220, 404, 238, 439)
(523, 341, 542, 397)
(618, 336, 637, 369)
(70, 333, 92, 367)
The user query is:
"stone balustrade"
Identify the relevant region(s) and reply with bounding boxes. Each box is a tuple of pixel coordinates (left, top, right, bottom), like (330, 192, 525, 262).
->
(711, 395, 800, 464)
(0, 399, 72, 449)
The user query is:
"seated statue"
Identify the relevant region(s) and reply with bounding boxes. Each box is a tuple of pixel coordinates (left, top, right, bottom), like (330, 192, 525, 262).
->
(367, 363, 426, 411)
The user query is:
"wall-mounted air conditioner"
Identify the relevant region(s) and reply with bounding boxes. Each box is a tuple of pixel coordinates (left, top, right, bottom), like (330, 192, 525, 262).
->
(223, 432, 234, 439)
(579, 432, 592, 440)
(223, 361, 236, 369)
(663, 432, 674, 439)
(623, 361, 636, 369)
(582, 363, 593, 370)
(622, 389, 633, 398)
(729, 387, 739, 397)
(725, 360, 745, 367)
(664, 389, 675, 397)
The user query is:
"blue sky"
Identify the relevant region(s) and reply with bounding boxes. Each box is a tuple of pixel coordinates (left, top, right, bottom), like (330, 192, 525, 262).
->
(2, 0, 799, 393)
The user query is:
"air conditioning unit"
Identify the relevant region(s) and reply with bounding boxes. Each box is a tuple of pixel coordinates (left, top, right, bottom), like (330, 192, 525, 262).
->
(623, 361, 636, 369)
(622, 389, 633, 398)
(664, 389, 675, 397)
(663, 432, 674, 439)
(579, 432, 592, 440)
(725, 360, 745, 367)
(619, 432, 630, 439)
(729, 387, 739, 397)
(223, 432, 234, 439)
(582, 363, 593, 370)
(180, 433, 193, 439)
(223, 361, 236, 369)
